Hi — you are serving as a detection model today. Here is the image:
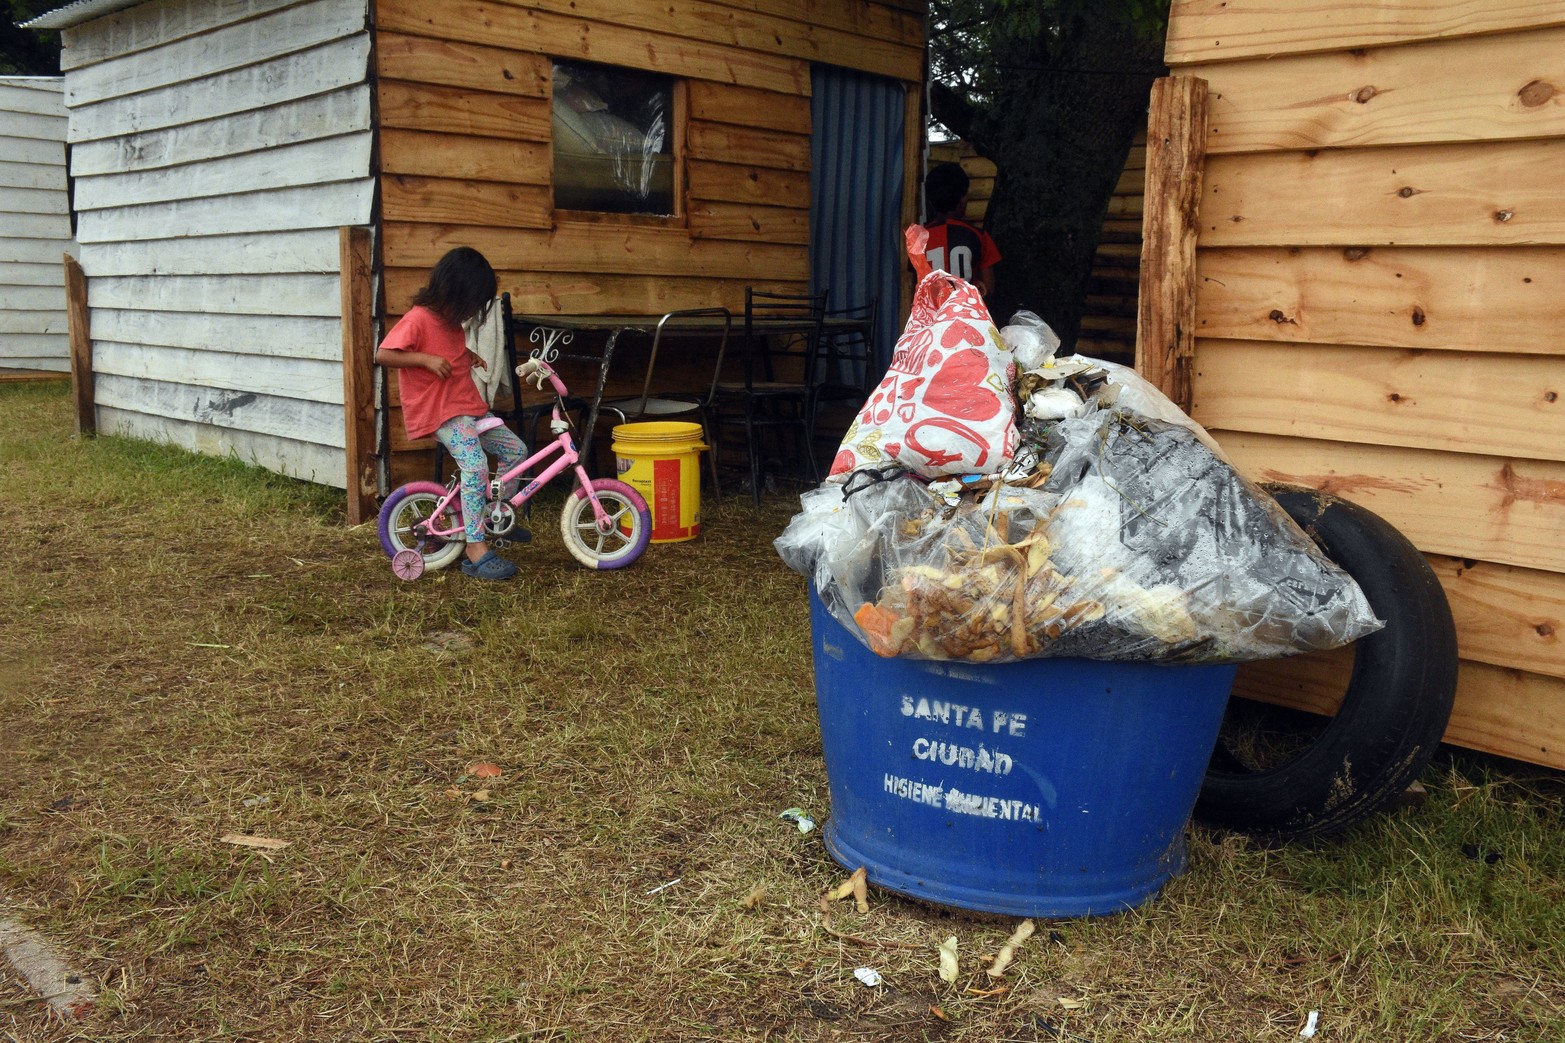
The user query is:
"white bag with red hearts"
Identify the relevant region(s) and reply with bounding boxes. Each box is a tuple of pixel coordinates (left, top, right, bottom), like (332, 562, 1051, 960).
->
(830, 268, 1018, 479)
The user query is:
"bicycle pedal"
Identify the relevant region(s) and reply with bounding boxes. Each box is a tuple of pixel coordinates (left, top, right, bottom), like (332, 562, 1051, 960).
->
(512, 527, 533, 545)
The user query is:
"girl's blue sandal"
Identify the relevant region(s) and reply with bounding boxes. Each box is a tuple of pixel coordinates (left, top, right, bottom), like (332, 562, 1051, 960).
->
(462, 551, 518, 581)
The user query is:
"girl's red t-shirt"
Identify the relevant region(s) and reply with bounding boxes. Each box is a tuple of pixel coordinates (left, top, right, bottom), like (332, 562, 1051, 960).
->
(379, 305, 490, 439)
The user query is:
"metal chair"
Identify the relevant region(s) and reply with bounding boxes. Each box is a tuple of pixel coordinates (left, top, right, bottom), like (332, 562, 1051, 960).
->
(808, 296, 880, 443)
(596, 307, 732, 498)
(710, 288, 827, 505)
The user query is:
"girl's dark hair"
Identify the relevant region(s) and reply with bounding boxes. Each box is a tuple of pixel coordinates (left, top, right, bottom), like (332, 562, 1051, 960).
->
(412, 247, 498, 327)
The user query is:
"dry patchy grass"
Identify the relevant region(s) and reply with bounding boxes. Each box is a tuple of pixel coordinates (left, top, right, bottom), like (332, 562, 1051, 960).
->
(1, 382, 1563, 1042)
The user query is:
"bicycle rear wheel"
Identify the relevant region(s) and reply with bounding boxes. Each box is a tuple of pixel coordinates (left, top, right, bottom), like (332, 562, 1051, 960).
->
(559, 479, 651, 570)
(378, 481, 467, 573)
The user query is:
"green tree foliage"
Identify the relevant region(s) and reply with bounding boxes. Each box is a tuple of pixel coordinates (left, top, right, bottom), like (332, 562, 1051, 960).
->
(3, 0, 62, 75)
(928, 0, 1168, 353)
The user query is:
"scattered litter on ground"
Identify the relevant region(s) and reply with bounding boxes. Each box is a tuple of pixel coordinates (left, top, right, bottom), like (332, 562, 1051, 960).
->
(1300, 1009, 1321, 1038)
(825, 867, 868, 913)
(827, 875, 855, 902)
(241, 796, 270, 808)
(938, 935, 959, 984)
(644, 878, 681, 897)
(1033, 1016, 1096, 1041)
(219, 834, 289, 851)
(469, 761, 503, 778)
(778, 807, 816, 833)
(814, 870, 922, 952)
(1396, 780, 1429, 810)
(986, 919, 1036, 978)
(965, 984, 1009, 998)
(739, 884, 766, 910)
(853, 967, 882, 987)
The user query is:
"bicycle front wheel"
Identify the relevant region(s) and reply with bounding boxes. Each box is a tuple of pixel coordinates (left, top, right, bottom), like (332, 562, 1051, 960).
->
(378, 481, 467, 573)
(559, 479, 651, 570)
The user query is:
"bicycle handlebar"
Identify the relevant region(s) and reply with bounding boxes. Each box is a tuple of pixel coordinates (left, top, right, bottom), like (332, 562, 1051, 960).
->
(516, 358, 569, 398)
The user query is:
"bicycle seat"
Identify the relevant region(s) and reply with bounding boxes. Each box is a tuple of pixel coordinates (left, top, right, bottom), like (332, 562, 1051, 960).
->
(474, 416, 507, 435)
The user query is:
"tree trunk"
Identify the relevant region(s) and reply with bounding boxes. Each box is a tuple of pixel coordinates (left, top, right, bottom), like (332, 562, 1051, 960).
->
(934, 15, 1162, 351)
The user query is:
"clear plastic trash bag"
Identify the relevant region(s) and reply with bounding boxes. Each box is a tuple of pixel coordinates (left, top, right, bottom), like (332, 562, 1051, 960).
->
(778, 365, 1384, 664)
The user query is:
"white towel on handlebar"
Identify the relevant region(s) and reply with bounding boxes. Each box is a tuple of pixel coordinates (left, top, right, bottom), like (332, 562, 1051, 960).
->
(464, 297, 509, 406)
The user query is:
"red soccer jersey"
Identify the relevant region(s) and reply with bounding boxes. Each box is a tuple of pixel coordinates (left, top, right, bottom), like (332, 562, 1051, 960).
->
(379, 305, 489, 440)
(922, 218, 1001, 283)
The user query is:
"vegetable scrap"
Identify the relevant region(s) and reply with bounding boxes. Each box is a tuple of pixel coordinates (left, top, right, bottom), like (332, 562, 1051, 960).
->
(937, 936, 960, 984)
(986, 918, 1036, 978)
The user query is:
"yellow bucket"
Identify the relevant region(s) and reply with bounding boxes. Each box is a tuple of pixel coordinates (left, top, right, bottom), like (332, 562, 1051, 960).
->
(612, 421, 707, 543)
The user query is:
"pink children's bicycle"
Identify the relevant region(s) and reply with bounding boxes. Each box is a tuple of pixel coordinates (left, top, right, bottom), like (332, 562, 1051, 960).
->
(377, 359, 652, 578)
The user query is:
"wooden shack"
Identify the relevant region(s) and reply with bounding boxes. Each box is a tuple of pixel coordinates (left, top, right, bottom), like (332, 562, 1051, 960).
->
(0, 76, 75, 377)
(30, 0, 926, 516)
(1150, 1, 1565, 768)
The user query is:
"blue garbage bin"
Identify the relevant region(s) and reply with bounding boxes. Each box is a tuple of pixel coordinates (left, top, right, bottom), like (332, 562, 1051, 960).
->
(809, 585, 1238, 918)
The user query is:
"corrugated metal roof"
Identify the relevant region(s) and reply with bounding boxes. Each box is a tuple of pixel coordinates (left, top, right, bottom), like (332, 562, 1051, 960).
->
(22, 0, 150, 30)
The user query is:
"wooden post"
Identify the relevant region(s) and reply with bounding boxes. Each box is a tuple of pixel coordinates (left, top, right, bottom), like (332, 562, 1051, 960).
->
(64, 254, 94, 437)
(340, 226, 377, 526)
(1135, 75, 1209, 412)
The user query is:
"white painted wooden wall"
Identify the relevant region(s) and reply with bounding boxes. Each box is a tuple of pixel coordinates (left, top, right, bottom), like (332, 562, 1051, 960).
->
(62, 0, 373, 488)
(0, 77, 75, 373)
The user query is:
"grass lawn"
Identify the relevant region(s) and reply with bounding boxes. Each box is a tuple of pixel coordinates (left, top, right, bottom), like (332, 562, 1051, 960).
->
(1, 381, 1562, 1042)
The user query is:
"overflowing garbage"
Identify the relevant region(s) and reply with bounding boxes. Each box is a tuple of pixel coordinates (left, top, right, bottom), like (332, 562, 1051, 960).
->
(777, 268, 1383, 665)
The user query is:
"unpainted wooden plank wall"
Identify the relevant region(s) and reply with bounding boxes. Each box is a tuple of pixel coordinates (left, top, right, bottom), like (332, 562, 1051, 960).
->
(1165, 0, 1565, 767)
(0, 77, 75, 373)
(374, 0, 927, 474)
(61, 0, 374, 488)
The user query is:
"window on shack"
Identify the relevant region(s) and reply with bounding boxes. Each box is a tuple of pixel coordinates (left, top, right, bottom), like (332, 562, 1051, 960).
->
(552, 60, 677, 217)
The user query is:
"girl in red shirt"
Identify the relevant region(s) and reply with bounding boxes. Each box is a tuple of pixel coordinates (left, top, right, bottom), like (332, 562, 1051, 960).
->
(376, 247, 526, 581)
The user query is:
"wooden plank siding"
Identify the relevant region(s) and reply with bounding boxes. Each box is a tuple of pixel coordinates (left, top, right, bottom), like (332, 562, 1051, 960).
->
(373, 0, 926, 485)
(0, 77, 75, 373)
(1165, 0, 1565, 767)
(60, 0, 374, 489)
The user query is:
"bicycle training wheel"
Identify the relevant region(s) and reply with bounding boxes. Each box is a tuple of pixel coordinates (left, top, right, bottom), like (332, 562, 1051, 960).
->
(377, 481, 467, 573)
(559, 478, 652, 570)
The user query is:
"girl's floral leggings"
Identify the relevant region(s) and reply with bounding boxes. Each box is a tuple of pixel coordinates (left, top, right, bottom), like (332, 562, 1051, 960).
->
(435, 415, 528, 542)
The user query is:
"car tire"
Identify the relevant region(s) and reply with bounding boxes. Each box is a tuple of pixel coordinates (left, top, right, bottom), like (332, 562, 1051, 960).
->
(1195, 484, 1458, 842)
